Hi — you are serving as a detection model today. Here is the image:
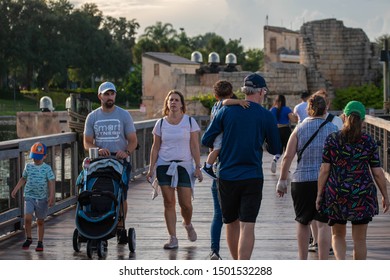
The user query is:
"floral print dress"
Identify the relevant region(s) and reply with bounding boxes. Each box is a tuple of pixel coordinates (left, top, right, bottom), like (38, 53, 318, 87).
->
(319, 131, 380, 221)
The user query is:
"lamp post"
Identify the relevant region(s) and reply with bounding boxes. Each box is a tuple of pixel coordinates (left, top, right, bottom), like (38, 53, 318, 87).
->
(9, 78, 16, 112)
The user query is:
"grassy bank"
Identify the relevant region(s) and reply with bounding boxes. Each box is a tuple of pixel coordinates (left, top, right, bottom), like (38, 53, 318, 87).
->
(0, 97, 39, 116)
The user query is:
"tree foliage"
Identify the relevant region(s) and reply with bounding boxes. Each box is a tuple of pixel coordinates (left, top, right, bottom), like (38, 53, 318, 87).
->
(0, 0, 139, 93)
(1, 1, 263, 107)
(133, 23, 263, 72)
(375, 34, 390, 48)
(333, 83, 383, 110)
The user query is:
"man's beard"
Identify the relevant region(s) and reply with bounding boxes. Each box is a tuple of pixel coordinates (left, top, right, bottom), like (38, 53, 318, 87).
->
(104, 100, 115, 109)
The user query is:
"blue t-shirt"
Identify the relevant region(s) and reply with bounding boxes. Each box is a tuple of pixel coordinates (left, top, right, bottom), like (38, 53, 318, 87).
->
(202, 101, 282, 181)
(270, 106, 293, 125)
(23, 162, 55, 199)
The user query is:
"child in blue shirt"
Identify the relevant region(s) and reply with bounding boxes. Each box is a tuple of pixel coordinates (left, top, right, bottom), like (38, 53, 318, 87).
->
(202, 80, 249, 179)
(11, 142, 55, 251)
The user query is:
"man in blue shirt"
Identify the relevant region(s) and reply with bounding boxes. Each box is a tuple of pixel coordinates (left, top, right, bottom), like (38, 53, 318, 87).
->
(201, 73, 282, 259)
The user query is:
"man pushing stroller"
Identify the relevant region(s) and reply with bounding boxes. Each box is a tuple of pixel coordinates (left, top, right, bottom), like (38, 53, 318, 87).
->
(83, 81, 138, 242)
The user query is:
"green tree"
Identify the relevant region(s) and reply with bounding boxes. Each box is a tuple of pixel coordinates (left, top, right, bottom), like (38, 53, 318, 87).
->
(132, 38, 160, 64)
(0, 0, 14, 89)
(204, 33, 226, 57)
(141, 21, 178, 51)
(120, 64, 142, 106)
(242, 48, 264, 72)
(375, 34, 390, 48)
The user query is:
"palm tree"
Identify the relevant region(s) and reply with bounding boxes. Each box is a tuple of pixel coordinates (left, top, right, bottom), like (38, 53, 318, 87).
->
(141, 21, 178, 51)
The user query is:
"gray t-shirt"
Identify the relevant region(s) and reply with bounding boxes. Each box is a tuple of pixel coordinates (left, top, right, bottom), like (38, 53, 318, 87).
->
(84, 106, 136, 152)
(293, 117, 338, 182)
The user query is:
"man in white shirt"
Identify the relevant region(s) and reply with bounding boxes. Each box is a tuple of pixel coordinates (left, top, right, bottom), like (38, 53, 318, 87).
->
(294, 91, 311, 123)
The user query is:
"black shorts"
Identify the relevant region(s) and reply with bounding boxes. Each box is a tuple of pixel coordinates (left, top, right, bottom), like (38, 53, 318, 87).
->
(218, 178, 263, 223)
(328, 218, 372, 226)
(291, 181, 327, 225)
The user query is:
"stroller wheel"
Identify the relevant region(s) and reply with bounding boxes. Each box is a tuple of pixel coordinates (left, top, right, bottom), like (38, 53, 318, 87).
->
(72, 229, 81, 252)
(86, 240, 94, 259)
(97, 240, 107, 259)
(128, 228, 136, 253)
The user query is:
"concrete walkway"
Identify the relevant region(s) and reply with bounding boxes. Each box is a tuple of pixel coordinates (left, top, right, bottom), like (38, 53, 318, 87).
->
(0, 153, 389, 260)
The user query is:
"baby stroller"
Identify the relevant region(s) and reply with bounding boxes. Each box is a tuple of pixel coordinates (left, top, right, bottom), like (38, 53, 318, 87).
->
(72, 157, 136, 259)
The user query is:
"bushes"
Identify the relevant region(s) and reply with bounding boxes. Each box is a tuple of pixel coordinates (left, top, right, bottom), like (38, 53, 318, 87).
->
(333, 83, 383, 110)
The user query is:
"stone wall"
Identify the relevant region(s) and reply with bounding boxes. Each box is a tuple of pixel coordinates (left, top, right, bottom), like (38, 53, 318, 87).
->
(265, 62, 307, 107)
(17, 111, 69, 138)
(16, 109, 147, 139)
(300, 18, 381, 102)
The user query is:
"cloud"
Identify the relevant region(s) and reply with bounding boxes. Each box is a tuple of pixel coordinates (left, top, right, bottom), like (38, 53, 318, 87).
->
(71, 0, 390, 49)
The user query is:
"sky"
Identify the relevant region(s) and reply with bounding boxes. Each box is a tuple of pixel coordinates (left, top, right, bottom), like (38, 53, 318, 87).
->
(72, 0, 390, 50)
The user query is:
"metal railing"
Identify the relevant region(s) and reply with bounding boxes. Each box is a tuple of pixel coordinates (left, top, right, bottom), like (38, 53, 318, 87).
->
(0, 116, 210, 238)
(364, 115, 390, 181)
(0, 133, 78, 237)
(2, 114, 385, 239)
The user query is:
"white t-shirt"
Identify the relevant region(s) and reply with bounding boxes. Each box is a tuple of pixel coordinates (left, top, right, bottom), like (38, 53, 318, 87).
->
(294, 101, 308, 123)
(153, 115, 200, 163)
(326, 112, 343, 130)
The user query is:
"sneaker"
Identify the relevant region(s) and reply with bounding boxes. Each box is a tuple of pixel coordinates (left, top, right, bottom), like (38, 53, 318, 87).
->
(201, 163, 217, 180)
(308, 243, 318, 252)
(22, 238, 32, 250)
(271, 159, 277, 173)
(209, 250, 222, 260)
(35, 241, 44, 252)
(183, 222, 197, 242)
(163, 236, 178, 249)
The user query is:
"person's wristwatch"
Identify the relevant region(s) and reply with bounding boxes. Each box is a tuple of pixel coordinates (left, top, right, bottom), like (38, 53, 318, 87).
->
(126, 150, 132, 155)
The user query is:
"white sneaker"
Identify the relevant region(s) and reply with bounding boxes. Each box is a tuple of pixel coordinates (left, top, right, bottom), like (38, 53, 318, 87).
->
(271, 159, 277, 173)
(183, 222, 197, 242)
(163, 236, 178, 249)
(308, 243, 318, 252)
(209, 250, 222, 260)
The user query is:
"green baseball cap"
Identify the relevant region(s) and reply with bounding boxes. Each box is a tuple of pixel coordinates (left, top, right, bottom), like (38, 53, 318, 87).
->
(343, 101, 366, 120)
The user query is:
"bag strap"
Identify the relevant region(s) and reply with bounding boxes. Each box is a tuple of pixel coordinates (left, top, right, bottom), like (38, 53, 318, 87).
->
(326, 113, 335, 122)
(297, 118, 330, 163)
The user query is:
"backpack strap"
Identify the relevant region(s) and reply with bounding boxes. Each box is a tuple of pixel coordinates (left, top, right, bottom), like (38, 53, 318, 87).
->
(159, 118, 164, 137)
(159, 116, 192, 137)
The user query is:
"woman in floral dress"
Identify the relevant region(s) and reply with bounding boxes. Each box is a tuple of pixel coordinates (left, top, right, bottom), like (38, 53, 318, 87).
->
(317, 101, 389, 259)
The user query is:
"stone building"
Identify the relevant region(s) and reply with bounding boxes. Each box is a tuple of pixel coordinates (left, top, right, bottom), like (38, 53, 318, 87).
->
(263, 26, 300, 65)
(141, 18, 382, 118)
(264, 18, 382, 106)
(141, 52, 254, 119)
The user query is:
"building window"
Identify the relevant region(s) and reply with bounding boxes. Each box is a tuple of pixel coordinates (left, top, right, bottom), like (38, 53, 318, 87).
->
(270, 38, 277, 54)
(154, 64, 159, 76)
(296, 38, 299, 51)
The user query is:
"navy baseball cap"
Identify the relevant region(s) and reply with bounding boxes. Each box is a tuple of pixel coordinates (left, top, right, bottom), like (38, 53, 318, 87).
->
(243, 73, 267, 89)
